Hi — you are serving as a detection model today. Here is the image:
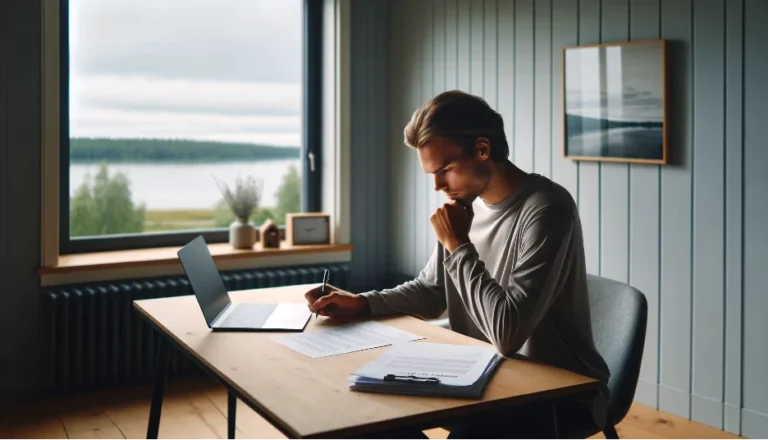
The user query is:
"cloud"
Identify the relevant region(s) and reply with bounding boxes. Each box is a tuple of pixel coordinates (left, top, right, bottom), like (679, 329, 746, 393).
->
(69, 0, 302, 83)
(69, 75, 302, 145)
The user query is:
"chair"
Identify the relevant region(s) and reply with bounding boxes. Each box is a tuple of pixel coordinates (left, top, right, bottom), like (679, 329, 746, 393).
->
(563, 274, 649, 439)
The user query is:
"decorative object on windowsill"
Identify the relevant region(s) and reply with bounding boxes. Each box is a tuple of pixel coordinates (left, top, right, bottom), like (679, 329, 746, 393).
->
(286, 212, 332, 246)
(260, 219, 281, 249)
(214, 175, 263, 249)
(562, 39, 668, 164)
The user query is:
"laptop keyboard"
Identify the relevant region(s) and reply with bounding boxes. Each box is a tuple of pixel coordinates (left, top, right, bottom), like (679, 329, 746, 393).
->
(217, 303, 276, 328)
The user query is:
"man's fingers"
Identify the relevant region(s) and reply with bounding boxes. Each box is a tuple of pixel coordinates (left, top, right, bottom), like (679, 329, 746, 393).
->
(304, 285, 324, 302)
(311, 292, 338, 312)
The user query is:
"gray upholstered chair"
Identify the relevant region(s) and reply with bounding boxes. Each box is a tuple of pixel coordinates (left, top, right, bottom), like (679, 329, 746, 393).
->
(573, 274, 648, 439)
(429, 274, 648, 439)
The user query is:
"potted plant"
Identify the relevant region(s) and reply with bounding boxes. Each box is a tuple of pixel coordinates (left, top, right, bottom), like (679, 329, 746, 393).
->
(214, 175, 263, 249)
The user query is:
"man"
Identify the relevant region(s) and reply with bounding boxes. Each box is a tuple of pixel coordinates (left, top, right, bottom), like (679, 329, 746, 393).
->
(305, 90, 610, 438)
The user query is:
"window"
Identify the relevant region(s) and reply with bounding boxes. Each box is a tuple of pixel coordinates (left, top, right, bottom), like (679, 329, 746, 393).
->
(59, 0, 323, 253)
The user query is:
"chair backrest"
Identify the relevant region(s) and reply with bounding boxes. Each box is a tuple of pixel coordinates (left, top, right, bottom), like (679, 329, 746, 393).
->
(586, 274, 648, 427)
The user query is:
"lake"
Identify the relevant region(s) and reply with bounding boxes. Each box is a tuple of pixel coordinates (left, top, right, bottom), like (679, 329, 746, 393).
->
(69, 160, 300, 210)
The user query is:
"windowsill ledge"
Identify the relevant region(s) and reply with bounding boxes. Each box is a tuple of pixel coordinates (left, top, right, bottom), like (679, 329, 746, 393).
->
(38, 242, 354, 286)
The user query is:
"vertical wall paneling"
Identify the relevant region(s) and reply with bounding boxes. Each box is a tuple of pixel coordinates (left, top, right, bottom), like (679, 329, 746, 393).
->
(418, 0, 432, 274)
(0, 0, 9, 389)
(533, 0, 551, 177)
(513, 0, 534, 172)
(599, 0, 629, 284)
(576, 0, 601, 275)
(691, 0, 726, 428)
(389, 0, 406, 277)
(406, 0, 420, 275)
(432, 0, 445, 245)
(5, 0, 42, 391)
(470, 0, 484, 97)
(457, 1, 470, 93)
(723, 0, 744, 434)
(659, 0, 694, 419)
(497, 0, 515, 164)
(483, 0, 497, 110)
(550, 0, 578, 201)
(627, 0, 661, 408)
(349, 0, 391, 291)
(742, 0, 768, 437)
(350, 2, 365, 288)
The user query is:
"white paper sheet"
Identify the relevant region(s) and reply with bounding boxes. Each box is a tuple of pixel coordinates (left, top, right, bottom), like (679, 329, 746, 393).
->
(271, 321, 424, 358)
(351, 342, 499, 386)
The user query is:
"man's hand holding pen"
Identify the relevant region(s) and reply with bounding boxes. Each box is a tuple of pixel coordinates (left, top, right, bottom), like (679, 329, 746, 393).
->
(304, 269, 369, 319)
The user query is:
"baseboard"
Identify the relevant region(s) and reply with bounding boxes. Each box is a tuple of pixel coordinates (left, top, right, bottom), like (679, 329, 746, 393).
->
(691, 394, 723, 429)
(724, 404, 741, 435)
(742, 408, 768, 439)
(634, 379, 658, 408)
(658, 384, 690, 419)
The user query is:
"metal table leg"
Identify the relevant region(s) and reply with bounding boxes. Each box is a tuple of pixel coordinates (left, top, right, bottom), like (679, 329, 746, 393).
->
(146, 337, 170, 439)
(228, 391, 237, 438)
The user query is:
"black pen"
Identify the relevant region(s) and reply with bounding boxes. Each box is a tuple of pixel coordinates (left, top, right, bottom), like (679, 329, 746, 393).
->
(315, 269, 329, 319)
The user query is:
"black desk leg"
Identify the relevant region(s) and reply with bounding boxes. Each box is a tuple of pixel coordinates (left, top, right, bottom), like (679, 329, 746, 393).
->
(551, 403, 559, 439)
(228, 391, 237, 439)
(147, 337, 170, 439)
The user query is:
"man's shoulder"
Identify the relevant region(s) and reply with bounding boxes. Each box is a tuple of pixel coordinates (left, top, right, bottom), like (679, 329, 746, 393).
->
(520, 174, 577, 215)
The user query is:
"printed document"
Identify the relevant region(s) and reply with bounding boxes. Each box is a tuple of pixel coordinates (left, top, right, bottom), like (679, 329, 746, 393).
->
(271, 321, 424, 358)
(351, 342, 499, 386)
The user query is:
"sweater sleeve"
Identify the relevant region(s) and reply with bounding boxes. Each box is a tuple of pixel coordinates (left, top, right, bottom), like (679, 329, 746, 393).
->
(442, 204, 576, 357)
(358, 244, 447, 319)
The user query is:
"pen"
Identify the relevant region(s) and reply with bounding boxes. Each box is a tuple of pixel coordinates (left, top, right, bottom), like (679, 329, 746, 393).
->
(315, 269, 329, 319)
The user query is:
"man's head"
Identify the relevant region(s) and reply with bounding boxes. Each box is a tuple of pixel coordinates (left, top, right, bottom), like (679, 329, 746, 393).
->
(404, 90, 509, 204)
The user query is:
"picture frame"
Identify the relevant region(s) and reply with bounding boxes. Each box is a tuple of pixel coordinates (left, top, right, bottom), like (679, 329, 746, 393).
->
(285, 212, 332, 246)
(562, 39, 668, 164)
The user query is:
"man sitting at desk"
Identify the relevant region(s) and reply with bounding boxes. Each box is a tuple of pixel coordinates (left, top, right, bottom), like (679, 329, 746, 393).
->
(305, 90, 610, 439)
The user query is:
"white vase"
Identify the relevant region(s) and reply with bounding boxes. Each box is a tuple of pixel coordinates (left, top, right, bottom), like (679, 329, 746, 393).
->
(229, 219, 256, 249)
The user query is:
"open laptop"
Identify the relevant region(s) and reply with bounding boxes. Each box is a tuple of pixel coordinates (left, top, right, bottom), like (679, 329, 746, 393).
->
(177, 235, 311, 331)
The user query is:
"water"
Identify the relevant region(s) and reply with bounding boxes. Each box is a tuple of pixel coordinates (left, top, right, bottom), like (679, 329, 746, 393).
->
(69, 160, 300, 210)
(567, 126, 664, 159)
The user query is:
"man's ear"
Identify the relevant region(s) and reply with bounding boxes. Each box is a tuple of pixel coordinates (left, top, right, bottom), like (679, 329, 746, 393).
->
(475, 137, 491, 160)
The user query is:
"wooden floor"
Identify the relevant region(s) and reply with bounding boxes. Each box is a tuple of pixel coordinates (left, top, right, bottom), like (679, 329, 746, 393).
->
(2, 376, 743, 439)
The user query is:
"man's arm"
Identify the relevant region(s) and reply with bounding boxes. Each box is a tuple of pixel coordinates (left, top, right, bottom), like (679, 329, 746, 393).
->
(443, 204, 576, 357)
(358, 244, 447, 319)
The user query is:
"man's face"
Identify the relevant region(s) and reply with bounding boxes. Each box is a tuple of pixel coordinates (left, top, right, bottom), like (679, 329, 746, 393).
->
(417, 137, 490, 204)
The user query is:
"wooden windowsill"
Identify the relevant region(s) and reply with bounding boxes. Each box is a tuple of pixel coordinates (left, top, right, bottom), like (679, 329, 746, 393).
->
(38, 242, 355, 275)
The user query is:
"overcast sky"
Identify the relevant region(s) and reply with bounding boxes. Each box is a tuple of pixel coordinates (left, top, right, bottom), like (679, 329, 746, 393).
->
(565, 43, 664, 123)
(69, 0, 303, 146)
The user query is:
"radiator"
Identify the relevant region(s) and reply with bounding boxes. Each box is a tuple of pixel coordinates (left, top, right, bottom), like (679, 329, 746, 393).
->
(41, 263, 350, 393)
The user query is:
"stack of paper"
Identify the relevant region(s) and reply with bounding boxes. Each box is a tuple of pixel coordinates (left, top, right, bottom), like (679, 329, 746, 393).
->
(347, 342, 503, 399)
(271, 321, 424, 358)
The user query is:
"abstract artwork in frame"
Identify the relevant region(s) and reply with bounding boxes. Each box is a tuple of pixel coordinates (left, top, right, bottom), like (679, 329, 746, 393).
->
(562, 39, 668, 164)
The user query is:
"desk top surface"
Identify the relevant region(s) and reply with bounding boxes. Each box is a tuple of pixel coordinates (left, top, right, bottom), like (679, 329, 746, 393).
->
(134, 284, 600, 438)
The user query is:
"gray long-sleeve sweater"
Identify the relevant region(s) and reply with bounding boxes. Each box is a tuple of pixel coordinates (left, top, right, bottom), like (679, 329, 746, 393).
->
(359, 173, 610, 428)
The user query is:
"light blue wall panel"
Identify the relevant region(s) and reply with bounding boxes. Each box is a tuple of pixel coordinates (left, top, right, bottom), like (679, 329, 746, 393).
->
(742, 0, 768, 437)
(691, 0, 726, 428)
(659, 0, 693, 419)
(627, 0, 661, 409)
(723, 0, 744, 433)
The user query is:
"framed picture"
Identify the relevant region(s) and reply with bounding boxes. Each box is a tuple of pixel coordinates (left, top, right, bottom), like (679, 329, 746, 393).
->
(562, 39, 668, 164)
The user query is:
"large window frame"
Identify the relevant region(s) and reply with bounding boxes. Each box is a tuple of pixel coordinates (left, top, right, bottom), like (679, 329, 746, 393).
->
(57, 0, 324, 254)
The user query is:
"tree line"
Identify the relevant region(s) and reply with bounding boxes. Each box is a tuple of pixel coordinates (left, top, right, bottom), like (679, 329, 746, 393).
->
(70, 137, 301, 163)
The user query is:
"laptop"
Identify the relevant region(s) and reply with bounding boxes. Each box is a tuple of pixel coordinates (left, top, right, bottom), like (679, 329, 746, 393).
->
(177, 235, 311, 331)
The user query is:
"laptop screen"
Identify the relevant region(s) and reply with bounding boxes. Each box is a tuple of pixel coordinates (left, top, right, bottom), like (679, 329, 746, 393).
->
(177, 236, 231, 325)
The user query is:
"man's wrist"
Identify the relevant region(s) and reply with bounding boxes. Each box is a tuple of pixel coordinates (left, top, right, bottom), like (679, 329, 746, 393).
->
(357, 295, 371, 316)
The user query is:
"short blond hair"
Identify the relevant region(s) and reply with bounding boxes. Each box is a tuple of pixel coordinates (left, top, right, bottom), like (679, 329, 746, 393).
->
(403, 90, 509, 161)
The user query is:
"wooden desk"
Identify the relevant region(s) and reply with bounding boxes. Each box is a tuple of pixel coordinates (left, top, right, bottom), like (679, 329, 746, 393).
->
(134, 284, 600, 439)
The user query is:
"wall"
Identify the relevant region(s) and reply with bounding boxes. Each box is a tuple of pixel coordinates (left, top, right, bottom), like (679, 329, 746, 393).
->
(387, 0, 768, 437)
(348, 0, 393, 292)
(0, 0, 43, 393)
